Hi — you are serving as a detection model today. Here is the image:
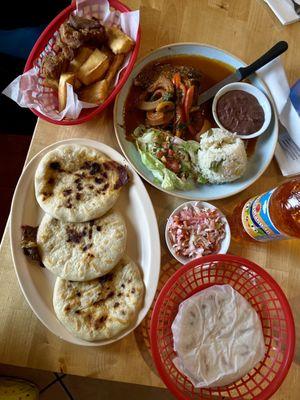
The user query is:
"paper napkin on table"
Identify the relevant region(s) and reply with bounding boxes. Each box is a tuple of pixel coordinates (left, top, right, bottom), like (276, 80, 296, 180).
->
(257, 58, 300, 177)
(264, 0, 300, 25)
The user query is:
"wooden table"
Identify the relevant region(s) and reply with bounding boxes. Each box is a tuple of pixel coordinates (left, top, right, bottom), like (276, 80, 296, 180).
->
(0, 0, 300, 398)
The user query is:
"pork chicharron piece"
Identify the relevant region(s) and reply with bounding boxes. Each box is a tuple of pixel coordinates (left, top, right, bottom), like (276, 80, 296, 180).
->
(42, 15, 107, 82)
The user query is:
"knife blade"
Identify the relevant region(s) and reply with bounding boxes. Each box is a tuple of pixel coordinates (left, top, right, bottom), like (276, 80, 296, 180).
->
(197, 70, 242, 106)
(197, 41, 288, 106)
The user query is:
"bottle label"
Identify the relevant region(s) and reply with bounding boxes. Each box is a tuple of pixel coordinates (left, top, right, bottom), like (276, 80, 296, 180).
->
(241, 189, 287, 241)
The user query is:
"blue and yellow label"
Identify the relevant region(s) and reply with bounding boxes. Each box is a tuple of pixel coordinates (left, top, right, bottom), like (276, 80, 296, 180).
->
(242, 189, 287, 241)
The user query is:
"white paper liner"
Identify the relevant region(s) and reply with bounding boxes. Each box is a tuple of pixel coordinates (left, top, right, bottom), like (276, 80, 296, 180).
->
(171, 285, 265, 388)
(2, 0, 139, 121)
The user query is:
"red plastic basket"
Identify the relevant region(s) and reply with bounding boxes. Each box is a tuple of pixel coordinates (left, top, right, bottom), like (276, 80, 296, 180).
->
(150, 254, 295, 400)
(24, 0, 140, 125)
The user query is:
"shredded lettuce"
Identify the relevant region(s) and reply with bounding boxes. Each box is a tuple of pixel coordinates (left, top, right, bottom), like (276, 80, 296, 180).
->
(134, 127, 206, 190)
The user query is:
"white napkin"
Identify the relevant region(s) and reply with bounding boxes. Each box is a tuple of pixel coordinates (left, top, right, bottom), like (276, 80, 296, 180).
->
(264, 0, 300, 25)
(257, 58, 300, 176)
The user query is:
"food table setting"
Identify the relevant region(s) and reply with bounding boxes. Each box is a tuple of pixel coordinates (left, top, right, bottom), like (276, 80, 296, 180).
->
(1, 0, 300, 399)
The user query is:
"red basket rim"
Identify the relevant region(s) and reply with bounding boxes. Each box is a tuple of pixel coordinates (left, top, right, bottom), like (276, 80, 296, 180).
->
(150, 254, 295, 400)
(24, 0, 141, 125)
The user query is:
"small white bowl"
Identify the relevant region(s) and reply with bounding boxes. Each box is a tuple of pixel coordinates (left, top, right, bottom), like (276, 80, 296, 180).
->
(165, 201, 231, 264)
(212, 82, 272, 140)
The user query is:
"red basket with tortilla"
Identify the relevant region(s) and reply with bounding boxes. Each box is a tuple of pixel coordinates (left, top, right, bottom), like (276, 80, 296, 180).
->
(150, 254, 295, 400)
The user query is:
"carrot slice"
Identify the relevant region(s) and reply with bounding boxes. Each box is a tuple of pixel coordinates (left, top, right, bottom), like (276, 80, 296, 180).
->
(172, 72, 181, 87)
(184, 85, 195, 121)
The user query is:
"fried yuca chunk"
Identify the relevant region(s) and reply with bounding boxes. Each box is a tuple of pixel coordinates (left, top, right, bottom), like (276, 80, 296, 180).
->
(78, 54, 125, 104)
(77, 48, 110, 85)
(105, 54, 125, 85)
(106, 26, 134, 54)
(68, 46, 94, 73)
(58, 72, 75, 111)
(78, 79, 108, 104)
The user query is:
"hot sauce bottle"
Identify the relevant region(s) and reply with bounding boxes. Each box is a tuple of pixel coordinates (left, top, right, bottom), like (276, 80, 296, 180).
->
(229, 178, 300, 242)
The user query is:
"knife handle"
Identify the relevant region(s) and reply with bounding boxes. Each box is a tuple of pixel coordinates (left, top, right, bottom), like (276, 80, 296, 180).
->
(238, 41, 288, 79)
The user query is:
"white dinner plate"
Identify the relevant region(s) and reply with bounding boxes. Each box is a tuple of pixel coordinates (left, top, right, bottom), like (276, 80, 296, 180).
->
(114, 43, 279, 200)
(10, 138, 160, 346)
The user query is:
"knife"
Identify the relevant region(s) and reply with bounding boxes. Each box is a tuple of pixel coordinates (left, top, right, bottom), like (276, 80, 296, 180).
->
(197, 41, 288, 106)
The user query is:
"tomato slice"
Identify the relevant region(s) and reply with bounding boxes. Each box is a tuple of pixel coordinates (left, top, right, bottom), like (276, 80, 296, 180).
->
(165, 158, 180, 173)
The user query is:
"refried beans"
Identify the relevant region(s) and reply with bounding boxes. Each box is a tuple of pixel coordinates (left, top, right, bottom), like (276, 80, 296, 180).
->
(216, 90, 265, 135)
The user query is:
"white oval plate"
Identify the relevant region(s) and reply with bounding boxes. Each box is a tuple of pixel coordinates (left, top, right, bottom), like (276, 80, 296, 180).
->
(114, 43, 278, 200)
(10, 138, 160, 346)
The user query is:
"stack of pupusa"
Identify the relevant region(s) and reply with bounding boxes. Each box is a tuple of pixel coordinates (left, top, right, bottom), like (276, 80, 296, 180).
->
(34, 144, 144, 342)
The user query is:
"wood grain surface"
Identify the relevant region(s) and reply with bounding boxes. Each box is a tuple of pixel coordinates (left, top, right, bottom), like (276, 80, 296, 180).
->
(0, 0, 299, 397)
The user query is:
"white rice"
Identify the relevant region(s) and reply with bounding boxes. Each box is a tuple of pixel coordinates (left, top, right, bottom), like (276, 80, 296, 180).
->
(198, 128, 247, 184)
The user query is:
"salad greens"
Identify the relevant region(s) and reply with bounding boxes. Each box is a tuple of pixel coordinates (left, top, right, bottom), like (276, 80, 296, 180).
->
(133, 126, 206, 191)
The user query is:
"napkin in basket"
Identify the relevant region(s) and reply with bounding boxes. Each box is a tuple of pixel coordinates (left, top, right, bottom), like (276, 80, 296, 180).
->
(257, 58, 300, 177)
(2, 0, 139, 121)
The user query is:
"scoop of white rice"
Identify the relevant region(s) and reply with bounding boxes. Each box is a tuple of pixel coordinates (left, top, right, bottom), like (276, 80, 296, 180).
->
(198, 128, 247, 184)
